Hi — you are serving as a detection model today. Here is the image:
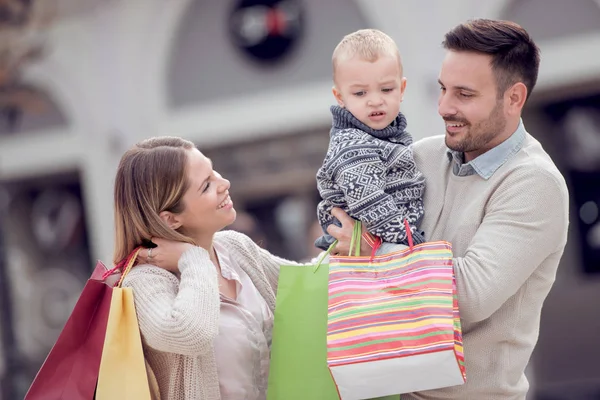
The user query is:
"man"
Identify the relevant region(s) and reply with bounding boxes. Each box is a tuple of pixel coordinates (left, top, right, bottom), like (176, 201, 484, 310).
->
(329, 19, 569, 399)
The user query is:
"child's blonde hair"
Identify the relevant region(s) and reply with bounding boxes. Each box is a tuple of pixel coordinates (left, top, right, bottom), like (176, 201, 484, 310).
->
(332, 29, 403, 82)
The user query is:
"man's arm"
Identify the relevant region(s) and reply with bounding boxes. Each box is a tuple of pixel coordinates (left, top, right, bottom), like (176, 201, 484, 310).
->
(328, 166, 569, 322)
(453, 167, 569, 323)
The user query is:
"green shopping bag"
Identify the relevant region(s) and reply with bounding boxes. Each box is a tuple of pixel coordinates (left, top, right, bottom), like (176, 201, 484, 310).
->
(267, 239, 399, 400)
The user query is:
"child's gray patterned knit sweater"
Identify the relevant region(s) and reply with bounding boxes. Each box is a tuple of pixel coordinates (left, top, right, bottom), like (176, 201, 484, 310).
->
(316, 105, 426, 247)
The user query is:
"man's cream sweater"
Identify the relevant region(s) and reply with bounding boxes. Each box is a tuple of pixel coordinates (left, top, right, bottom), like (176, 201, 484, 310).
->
(401, 132, 569, 400)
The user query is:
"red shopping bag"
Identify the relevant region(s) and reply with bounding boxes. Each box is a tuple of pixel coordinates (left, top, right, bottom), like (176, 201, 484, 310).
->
(24, 250, 139, 400)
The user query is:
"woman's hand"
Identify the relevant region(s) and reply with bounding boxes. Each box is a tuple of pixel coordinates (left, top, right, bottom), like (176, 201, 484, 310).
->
(326, 208, 371, 256)
(138, 238, 195, 273)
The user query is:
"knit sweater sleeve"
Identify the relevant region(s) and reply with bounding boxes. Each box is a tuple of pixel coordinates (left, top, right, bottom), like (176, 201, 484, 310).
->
(329, 140, 424, 244)
(122, 246, 220, 356)
(454, 166, 569, 323)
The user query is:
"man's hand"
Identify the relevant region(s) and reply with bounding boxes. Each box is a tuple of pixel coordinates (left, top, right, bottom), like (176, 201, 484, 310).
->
(326, 208, 371, 256)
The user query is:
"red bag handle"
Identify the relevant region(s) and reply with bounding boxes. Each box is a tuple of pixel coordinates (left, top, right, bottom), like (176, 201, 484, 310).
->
(404, 219, 414, 251)
(367, 219, 414, 261)
(102, 246, 143, 286)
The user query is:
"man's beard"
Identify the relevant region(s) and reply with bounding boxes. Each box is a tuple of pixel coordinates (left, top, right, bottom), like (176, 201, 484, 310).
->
(445, 100, 506, 154)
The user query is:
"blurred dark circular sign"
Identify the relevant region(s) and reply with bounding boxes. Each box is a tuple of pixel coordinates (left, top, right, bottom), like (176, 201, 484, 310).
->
(228, 0, 304, 64)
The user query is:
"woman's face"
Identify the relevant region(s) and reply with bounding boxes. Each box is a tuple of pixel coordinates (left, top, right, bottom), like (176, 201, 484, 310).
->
(174, 148, 236, 240)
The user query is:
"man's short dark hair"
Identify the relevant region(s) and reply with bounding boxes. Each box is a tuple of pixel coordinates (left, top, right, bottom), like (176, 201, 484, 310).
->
(442, 19, 540, 100)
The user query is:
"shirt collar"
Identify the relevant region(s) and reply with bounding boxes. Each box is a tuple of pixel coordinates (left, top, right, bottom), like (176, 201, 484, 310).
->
(213, 241, 242, 284)
(446, 119, 526, 179)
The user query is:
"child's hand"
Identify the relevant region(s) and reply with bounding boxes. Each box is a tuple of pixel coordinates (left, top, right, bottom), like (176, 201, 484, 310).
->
(139, 238, 195, 273)
(326, 208, 371, 256)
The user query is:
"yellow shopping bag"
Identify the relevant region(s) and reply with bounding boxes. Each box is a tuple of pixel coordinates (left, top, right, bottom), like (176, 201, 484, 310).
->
(96, 247, 157, 400)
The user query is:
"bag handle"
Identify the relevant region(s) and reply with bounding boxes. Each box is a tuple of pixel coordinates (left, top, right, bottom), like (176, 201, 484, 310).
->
(117, 247, 142, 287)
(404, 219, 414, 251)
(102, 246, 143, 286)
(314, 218, 416, 269)
(313, 240, 338, 273)
(348, 221, 362, 257)
(360, 219, 415, 261)
(313, 220, 363, 273)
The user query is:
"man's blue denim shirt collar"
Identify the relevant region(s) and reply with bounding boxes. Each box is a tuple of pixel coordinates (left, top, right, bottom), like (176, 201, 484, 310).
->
(446, 119, 526, 179)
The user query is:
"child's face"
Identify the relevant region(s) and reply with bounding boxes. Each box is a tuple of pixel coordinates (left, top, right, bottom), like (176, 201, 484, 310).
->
(333, 55, 406, 130)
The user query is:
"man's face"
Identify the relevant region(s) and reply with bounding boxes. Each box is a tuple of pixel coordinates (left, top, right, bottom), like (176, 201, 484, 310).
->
(438, 50, 508, 161)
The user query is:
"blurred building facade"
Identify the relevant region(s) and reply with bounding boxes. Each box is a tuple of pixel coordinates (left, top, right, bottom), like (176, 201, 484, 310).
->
(0, 0, 599, 399)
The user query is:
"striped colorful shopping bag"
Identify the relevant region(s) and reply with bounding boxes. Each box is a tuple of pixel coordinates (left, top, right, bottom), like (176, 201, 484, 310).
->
(326, 222, 466, 400)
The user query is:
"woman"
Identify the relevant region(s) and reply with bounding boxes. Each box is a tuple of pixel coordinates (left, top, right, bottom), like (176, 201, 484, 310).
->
(114, 136, 354, 400)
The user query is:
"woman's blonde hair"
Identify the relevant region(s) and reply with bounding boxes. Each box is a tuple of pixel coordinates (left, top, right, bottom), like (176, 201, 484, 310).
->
(113, 136, 197, 264)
